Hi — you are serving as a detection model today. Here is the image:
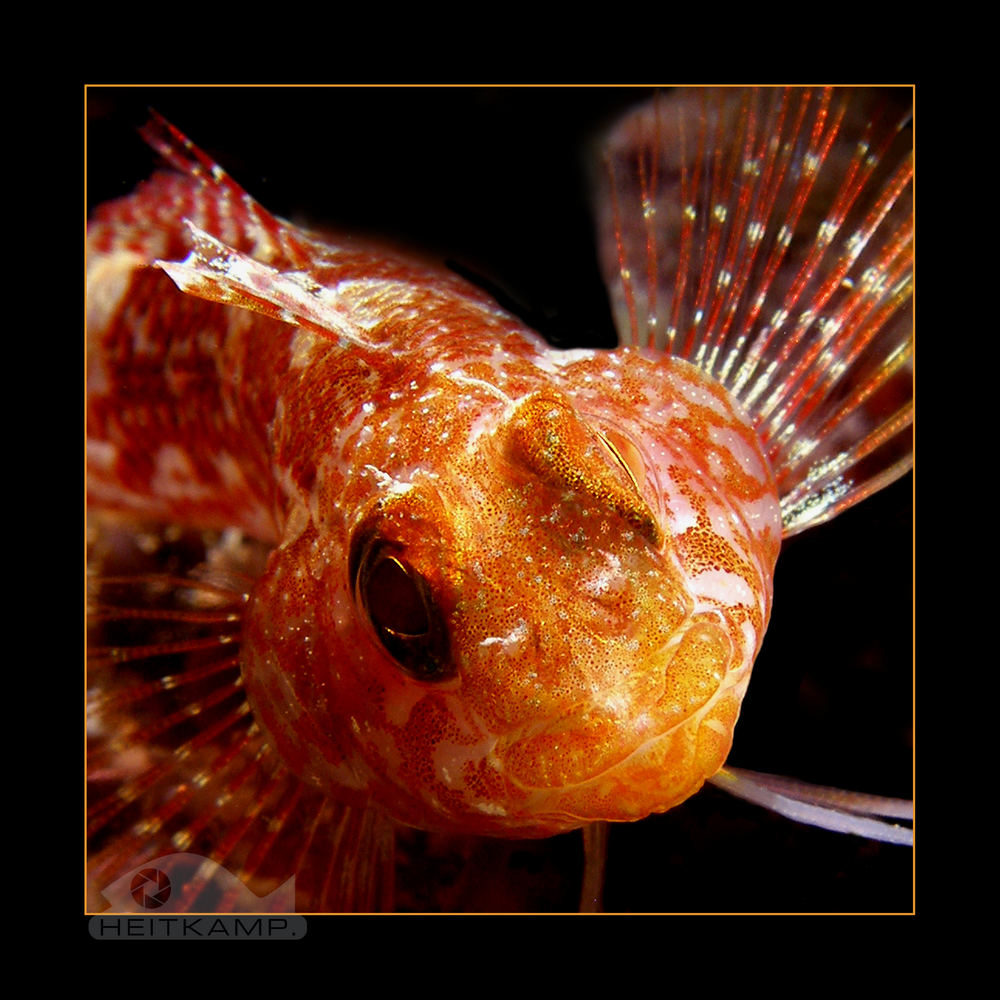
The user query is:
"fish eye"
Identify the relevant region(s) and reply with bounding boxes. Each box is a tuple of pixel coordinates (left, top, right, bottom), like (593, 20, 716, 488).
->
(353, 542, 453, 682)
(595, 428, 646, 494)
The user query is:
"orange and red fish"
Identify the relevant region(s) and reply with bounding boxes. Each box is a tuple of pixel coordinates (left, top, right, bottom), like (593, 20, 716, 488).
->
(86, 87, 913, 913)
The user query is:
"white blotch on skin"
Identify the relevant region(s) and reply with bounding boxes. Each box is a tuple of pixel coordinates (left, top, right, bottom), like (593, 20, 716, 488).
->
(580, 552, 627, 600)
(363, 465, 413, 496)
(479, 620, 529, 654)
(86, 250, 147, 343)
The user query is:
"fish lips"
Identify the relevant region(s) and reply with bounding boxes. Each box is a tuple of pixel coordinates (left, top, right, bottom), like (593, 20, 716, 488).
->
(480, 613, 743, 830)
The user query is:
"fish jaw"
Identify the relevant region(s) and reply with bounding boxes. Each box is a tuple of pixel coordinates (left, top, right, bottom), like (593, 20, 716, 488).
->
(240, 339, 781, 837)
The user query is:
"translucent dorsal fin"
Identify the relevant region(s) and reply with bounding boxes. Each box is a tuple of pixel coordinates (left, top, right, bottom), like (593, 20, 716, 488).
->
(139, 110, 315, 271)
(156, 221, 374, 351)
(137, 113, 375, 347)
(598, 87, 913, 536)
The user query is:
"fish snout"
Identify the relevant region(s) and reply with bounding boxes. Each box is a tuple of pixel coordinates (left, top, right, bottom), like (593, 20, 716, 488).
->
(493, 612, 744, 826)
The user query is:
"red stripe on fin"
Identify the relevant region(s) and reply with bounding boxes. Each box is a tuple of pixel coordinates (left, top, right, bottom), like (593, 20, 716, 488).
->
(139, 111, 313, 271)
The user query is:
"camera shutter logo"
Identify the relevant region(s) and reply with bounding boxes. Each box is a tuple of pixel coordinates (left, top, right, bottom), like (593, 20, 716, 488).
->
(130, 867, 172, 908)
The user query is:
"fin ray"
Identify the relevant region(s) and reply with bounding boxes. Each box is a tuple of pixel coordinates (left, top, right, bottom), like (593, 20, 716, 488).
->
(709, 766, 913, 846)
(599, 87, 913, 534)
(86, 523, 398, 912)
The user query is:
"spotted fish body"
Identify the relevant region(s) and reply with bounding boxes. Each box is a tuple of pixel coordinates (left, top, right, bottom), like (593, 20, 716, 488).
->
(86, 88, 912, 911)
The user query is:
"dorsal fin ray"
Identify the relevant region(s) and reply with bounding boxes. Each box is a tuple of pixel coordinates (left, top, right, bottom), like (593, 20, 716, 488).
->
(156, 222, 375, 351)
(599, 87, 913, 536)
(139, 110, 314, 271)
(138, 112, 378, 349)
(135, 115, 508, 356)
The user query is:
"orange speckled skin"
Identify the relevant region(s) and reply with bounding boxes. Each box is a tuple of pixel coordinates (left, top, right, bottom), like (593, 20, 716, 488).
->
(88, 172, 781, 839)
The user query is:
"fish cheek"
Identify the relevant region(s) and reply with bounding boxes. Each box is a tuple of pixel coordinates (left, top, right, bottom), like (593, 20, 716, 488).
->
(239, 524, 454, 815)
(239, 532, 376, 800)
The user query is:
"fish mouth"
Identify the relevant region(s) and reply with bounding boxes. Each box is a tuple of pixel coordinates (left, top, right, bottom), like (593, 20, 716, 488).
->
(498, 702, 738, 830)
(494, 617, 742, 828)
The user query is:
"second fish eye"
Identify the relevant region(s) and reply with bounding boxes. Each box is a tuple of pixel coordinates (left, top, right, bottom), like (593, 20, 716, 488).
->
(595, 428, 645, 494)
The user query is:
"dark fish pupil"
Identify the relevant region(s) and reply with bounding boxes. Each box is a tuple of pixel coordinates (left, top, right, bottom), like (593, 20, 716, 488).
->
(367, 556, 430, 637)
(352, 538, 453, 682)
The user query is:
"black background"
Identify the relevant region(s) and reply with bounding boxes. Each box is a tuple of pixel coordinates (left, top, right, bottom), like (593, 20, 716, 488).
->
(86, 85, 914, 913)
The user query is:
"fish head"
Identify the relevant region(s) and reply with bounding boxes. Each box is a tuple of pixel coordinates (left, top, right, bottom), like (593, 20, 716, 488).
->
(242, 347, 782, 837)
